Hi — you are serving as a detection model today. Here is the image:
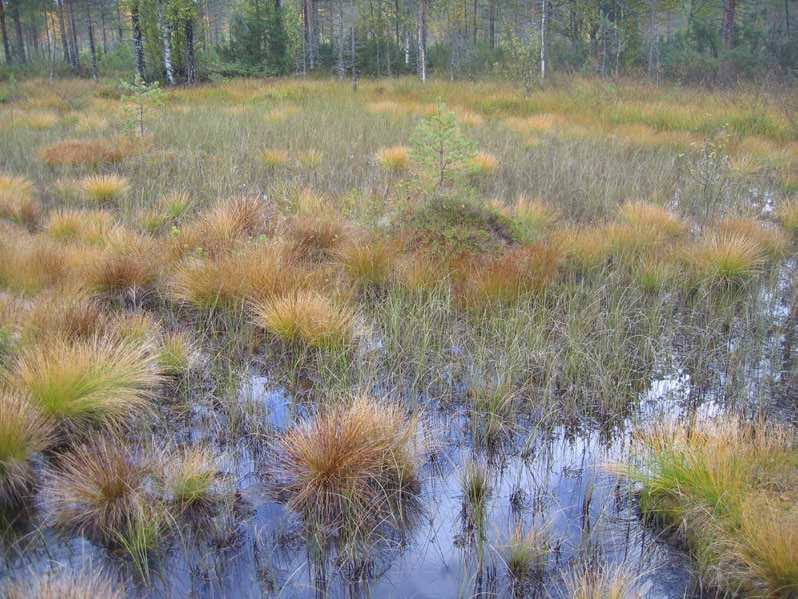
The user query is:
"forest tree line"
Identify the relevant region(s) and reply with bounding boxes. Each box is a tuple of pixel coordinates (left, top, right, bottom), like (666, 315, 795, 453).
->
(0, 0, 795, 84)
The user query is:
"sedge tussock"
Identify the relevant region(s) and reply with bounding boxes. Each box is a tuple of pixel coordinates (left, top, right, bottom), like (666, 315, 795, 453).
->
(617, 201, 689, 239)
(505, 521, 550, 584)
(718, 217, 788, 260)
(169, 196, 266, 260)
(79, 173, 131, 206)
(462, 245, 561, 308)
(0, 232, 73, 294)
(466, 151, 499, 177)
(561, 561, 646, 599)
(622, 417, 797, 597)
(157, 445, 221, 510)
(335, 238, 397, 287)
(0, 174, 39, 227)
(777, 198, 798, 237)
(456, 110, 486, 127)
(685, 232, 766, 284)
(39, 139, 132, 167)
(271, 396, 423, 546)
(288, 212, 349, 261)
(46, 437, 151, 544)
(43, 209, 116, 245)
(22, 110, 59, 129)
(393, 253, 449, 292)
(513, 196, 558, 242)
(0, 392, 53, 507)
(82, 229, 160, 295)
(159, 190, 193, 220)
(260, 148, 290, 169)
(550, 227, 612, 271)
(252, 290, 358, 351)
(156, 332, 196, 377)
(12, 337, 161, 439)
(23, 290, 111, 343)
(6, 568, 125, 599)
(298, 148, 324, 168)
(375, 146, 412, 172)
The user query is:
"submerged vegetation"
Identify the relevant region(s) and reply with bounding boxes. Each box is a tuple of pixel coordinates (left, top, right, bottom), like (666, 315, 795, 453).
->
(0, 76, 795, 597)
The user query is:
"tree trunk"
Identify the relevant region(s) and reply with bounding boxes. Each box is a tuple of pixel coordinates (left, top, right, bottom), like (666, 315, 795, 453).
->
(67, 0, 79, 68)
(161, 3, 175, 85)
(11, 0, 25, 64)
(540, 0, 546, 79)
(721, 0, 735, 49)
(116, 0, 123, 40)
(351, 0, 356, 90)
(84, 0, 98, 79)
(30, 8, 40, 58)
(131, 0, 146, 79)
(186, 14, 196, 84)
(472, 0, 476, 44)
(416, 0, 426, 81)
(337, 0, 344, 77)
(57, 0, 71, 67)
(99, 3, 107, 51)
(0, 0, 11, 64)
(489, 0, 494, 48)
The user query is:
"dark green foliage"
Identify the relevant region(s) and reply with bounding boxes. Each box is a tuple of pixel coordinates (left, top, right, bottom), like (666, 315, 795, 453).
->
(396, 196, 517, 259)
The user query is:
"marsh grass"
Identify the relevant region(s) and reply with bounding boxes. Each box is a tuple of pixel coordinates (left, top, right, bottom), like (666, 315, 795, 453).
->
(79, 174, 131, 206)
(39, 138, 132, 167)
(157, 445, 221, 511)
(13, 337, 161, 440)
(252, 291, 359, 351)
(6, 568, 125, 599)
(0, 174, 39, 227)
(0, 393, 53, 506)
(504, 521, 550, 586)
(559, 560, 646, 599)
(622, 417, 797, 597)
(271, 396, 423, 554)
(685, 232, 767, 285)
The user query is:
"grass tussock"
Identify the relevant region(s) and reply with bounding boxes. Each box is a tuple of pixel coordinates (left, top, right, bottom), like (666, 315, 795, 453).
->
(13, 337, 161, 440)
(288, 212, 349, 261)
(336, 238, 397, 287)
(685, 232, 766, 285)
(23, 291, 110, 342)
(617, 201, 689, 239)
(776, 198, 798, 237)
(6, 569, 125, 599)
(0, 174, 39, 227)
(158, 445, 220, 510)
(466, 151, 499, 177)
(169, 196, 266, 260)
(79, 174, 131, 206)
(271, 396, 423, 546)
(156, 332, 196, 377)
(252, 291, 358, 351)
(46, 437, 151, 543)
(717, 217, 789, 260)
(561, 561, 645, 599)
(505, 522, 550, 585)
(551, 227, 613, 271)
(260, 148, 290, 169)
(82, 229, 159, 295)
(623, 417, 798, 597)
(511, 196, 558, 242)
(0, 393, 53, 507)
(39, 139, 133, 167)
(0, 232, 74, 294)
(462, 245, 560, 308)
(43, 209, 115, 245)
(375, 145, 412, 172)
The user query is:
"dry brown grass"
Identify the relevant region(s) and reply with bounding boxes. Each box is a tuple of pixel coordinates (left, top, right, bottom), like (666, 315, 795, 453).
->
(271, 396, 423, 546)
(6, 568, 125, 599)
(617, 201, 689, 239)
(39, 139, 133, 167)
(335, 238, 397, 287)
(685, 232, 766, 284)
(42, 209, 116, 245)
(717, 217, 788, 260)
(0, 231, 76, 294)
(288, 211, 349, 261)
(0, 174, 39, 227)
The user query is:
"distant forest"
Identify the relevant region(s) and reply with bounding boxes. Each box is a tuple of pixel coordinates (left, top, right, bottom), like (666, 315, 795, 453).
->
(0, 0, 795, 84)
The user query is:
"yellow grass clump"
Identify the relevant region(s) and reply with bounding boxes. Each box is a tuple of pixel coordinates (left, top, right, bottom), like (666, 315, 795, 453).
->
(22, 110, 59, 129)
(393, 253, 448, 293)
(288, 211, 349, 261)
(551, 227, 612, 271)
(252, 290, 358, 351)
(617, 201, 689, 240)
(718, 217, 788, 260)
(6, 569, 125, 599)
(375, 146, 412, 172)
(513, 196, 558, 242)
(777, 198, 798, 238)
(466, 151, 499, 177)
(82, 229, 160, 295)
(12, 337, 161, 440)
(157, 445, 221, 510)
(0, 232, 75, 294)
(623, 417, 797, 597)
(43, 209, 116, 245)
(0, 174, 39, 227)
(79, 174, 131, 206)
(298, 148, 324, 168)
(336, 238, 397, 287)
(0, 393, 53, 507)
(685, 232, 766, 285)
(260, 148, 290, 169)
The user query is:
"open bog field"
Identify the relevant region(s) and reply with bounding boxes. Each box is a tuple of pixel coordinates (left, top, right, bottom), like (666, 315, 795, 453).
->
(0, 76, 796, 598)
